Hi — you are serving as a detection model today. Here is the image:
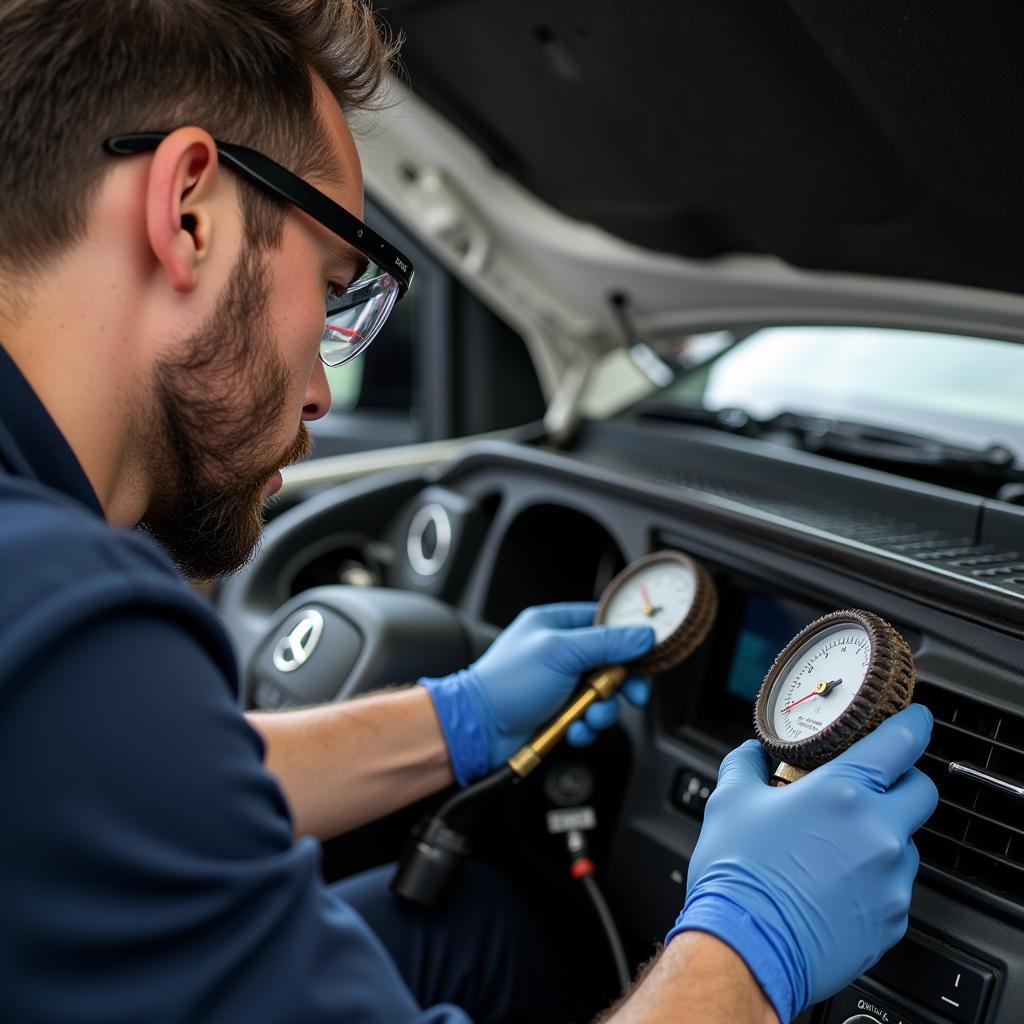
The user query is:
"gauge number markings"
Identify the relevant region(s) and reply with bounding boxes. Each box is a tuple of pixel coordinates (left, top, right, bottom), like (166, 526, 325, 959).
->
(772, 630, 869, 740)
(603, 564, 697, 644)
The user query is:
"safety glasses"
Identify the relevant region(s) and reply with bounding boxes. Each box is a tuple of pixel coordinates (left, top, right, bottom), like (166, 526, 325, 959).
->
(105, 133, 414, 368)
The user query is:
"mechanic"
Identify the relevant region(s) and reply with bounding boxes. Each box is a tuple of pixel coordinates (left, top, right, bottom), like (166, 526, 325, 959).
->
(0, 2, 938, 1022)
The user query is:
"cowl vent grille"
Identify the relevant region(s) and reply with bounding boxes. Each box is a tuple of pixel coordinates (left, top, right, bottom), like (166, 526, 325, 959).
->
(574, 449, 1024, 598)
(916, 680, 1024, 904)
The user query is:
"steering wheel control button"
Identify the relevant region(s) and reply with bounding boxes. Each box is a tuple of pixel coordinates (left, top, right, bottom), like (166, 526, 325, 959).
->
(249, 606, 362, 707)
(251, 678, 300, 710)
(407, 503, 452, 577)
(868, 933, 995, 1024)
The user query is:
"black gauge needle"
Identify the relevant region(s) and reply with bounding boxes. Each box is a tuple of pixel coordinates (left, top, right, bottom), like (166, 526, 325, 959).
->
(782, 678, 842, 713)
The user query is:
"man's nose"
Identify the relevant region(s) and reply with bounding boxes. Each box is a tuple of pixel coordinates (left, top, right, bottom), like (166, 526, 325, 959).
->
(302, 358, 332, 421)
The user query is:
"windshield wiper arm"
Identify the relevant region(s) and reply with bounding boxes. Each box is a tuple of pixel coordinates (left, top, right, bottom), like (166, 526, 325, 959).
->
(636, 403, 1022, 482)
(765, 414, 1020, 478)
(636, 402, 758, 434)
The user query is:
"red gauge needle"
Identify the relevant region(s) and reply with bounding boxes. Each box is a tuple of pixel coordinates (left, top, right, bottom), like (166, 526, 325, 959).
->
(781, 690, 819, 713)
(639, 583, 654, 616)
(782, 678, 842, 713)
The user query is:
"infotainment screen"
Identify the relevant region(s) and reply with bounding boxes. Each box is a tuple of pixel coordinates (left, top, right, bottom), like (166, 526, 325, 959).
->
(682, 589, 822, 748)
(724, 595, 818, 703)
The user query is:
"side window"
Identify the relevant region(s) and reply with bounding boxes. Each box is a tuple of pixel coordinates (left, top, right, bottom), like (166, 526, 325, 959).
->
(309, 196, 546, 458)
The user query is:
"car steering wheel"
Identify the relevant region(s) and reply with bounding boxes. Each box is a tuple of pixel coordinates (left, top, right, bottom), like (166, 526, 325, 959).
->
(244, 584, 497, 710)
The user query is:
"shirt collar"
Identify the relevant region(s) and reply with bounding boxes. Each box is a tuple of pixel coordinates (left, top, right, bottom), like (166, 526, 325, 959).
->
(0, 344, 104, 517)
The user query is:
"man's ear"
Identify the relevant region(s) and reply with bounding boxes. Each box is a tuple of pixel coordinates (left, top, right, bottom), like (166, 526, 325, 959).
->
(144, 128, 222, 294)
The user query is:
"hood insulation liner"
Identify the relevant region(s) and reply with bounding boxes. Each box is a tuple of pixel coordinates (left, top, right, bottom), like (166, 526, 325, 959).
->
(381, 0, 1024, 295)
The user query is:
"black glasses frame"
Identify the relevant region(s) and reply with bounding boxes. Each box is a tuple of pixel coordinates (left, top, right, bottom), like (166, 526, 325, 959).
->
(104, 132, 414, 299)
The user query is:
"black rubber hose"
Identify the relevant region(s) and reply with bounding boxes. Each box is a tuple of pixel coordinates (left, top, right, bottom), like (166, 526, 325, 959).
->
(434, 764, 516, 826)
(580, 872, 631, 995)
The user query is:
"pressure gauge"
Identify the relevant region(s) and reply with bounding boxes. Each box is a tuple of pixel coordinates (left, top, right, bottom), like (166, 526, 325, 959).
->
(397, 549, 720, 908)
(754, 609, 915, 783)
(506, 549, 717, 781)
(596, 550, 718, 673)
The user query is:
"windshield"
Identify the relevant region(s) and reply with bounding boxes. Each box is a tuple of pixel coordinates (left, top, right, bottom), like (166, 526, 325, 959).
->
(651, 326, 1024, 459)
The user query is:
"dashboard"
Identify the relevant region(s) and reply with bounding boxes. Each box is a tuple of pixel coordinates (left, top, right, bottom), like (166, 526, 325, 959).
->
(219, 419, 1024, 1024)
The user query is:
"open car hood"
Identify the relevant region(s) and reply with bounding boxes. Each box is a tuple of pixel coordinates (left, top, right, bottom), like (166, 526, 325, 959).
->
(357, 2, 1024, 427)
(376, 0, 1022, 296)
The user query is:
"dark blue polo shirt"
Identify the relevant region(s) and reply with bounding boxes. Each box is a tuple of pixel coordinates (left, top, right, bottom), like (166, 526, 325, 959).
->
(0, 345, 468, 1023)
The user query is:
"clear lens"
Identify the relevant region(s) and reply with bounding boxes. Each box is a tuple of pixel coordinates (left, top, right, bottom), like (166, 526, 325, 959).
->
(320, 271, 400, 367)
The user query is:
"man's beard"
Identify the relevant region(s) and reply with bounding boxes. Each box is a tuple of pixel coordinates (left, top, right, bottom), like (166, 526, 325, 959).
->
(139, 245, 313, 583)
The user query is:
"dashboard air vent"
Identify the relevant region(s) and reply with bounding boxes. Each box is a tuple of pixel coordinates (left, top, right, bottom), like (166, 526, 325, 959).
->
(915, 680, 1024, 904)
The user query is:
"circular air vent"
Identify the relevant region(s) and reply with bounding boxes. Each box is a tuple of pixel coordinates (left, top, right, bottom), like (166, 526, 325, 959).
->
(407, 503, 452, 577)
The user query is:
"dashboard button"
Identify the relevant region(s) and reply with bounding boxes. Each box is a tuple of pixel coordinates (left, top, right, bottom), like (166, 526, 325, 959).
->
(868, 931, 994, 1024)
(824, 986, 923, 1024)
(672, 769, 714, 818)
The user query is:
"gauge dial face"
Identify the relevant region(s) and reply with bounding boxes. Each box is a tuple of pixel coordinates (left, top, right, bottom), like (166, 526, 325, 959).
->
(596, 550, 718, 673)
(765, 622, 870, 741)
(599, 558, 697, 644)
(756, 609, 915, 773)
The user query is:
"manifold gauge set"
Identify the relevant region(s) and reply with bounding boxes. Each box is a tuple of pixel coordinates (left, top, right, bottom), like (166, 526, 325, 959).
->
(392, 547, 917, 913)
(506, 549, 914, 784)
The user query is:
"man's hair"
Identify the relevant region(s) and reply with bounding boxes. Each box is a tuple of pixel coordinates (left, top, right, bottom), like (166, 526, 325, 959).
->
(0, 0, 398, 271)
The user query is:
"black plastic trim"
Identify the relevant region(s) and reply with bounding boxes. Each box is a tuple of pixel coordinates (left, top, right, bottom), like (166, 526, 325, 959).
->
(433, 438, 1024, 641)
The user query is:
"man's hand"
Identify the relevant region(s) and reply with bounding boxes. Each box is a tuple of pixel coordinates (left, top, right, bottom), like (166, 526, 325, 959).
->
(421, 602, 654, 786)
(665, 705, 938, 1022)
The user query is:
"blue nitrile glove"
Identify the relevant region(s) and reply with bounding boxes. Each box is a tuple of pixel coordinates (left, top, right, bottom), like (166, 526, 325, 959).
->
(421, 602, 654, 786)
(666, 705, 938, 1023)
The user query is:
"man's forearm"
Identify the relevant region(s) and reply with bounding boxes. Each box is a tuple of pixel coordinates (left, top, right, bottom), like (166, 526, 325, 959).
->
(248, 687, 453, 840)
(600, 932, 779, 1024)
